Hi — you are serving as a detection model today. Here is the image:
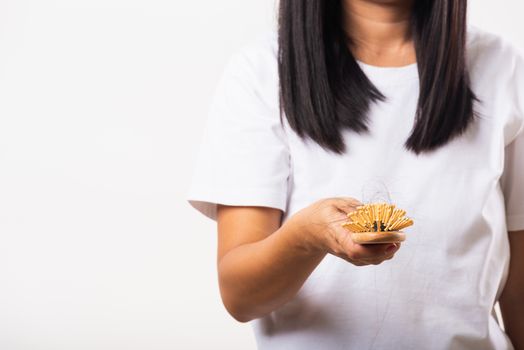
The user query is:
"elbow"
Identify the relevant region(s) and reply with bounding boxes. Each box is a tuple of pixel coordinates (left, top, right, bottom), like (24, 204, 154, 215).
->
(225, 305, 254, 323)
(218, 256, 270, 323)
(218, 261, 258, 323)
(220, 293, 257, 323)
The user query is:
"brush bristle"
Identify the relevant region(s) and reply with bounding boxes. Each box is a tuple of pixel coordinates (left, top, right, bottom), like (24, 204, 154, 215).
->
(341, 202, 413, 233)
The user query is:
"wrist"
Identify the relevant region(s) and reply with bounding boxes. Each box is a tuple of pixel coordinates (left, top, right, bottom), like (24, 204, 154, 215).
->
(280, 214, 327, 257)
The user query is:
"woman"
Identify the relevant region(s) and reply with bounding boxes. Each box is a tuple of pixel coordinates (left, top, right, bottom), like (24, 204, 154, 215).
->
(187, 0, 524, 349)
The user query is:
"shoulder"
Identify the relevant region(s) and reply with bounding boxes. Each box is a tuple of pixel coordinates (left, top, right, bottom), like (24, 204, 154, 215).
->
(219, 28, 280, 110)
(224, 28, 278, 78)
(467, 25, 524, 80)
(467, 26, 524, 143)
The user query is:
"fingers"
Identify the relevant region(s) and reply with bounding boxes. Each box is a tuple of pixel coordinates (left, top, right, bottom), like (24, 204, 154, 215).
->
(317, 196, 402, 267)
(348, 242, 398, 260)
(330, 197, 363, 214)
(359, 246, 399, 264)
(332, 252, 368, 266)
(384, 243, 400, 260)
(338, 242, 401, 266)
(334, 251, 395, 266)
(336, 197, 363, 206)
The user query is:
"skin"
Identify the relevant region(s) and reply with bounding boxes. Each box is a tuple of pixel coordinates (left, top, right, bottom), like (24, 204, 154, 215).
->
(216, 2, 524, 348)
(499, 230, 524, 349)
(217, 199, 400, 322)
(342, 0, 416, 67)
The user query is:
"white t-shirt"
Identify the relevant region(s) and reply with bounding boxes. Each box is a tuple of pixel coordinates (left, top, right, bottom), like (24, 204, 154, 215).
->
(186, 26, 524, 350)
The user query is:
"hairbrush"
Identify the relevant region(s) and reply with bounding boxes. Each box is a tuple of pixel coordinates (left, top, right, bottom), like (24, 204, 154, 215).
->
(341, 202, 414, 244)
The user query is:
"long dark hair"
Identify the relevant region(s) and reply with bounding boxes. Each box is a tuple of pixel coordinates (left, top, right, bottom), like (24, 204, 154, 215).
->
(277, 0, 478, 155)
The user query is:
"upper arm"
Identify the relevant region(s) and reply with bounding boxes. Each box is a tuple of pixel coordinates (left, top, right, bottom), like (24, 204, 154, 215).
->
(501, 230, 524, 300)
(186, 49, 291, 222)
(216, 205, 283, 263)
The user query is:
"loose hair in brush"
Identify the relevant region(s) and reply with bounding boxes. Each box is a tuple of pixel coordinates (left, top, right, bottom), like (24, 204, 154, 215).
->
(277, 0, 478, 155)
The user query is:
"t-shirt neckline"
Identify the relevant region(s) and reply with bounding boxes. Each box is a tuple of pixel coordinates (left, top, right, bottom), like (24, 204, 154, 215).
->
(356, 59, 419, 86)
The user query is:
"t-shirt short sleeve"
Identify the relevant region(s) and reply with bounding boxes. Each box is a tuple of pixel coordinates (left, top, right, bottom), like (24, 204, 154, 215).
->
(186, 50, 290, 221)
(501, 50, 524, 232)
(502, 128, 524, 231)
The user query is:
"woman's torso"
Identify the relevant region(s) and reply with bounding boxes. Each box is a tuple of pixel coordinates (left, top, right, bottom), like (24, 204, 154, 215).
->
(239, 26, 521, 350)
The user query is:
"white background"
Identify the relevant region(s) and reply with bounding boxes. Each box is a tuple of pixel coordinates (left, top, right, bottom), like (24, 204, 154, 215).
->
(0, 1, 522, 349)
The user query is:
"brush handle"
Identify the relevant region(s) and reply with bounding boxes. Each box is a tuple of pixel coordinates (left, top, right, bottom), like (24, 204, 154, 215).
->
(350, 231, 405, 244)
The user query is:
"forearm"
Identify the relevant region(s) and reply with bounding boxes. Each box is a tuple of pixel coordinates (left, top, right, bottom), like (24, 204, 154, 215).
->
(218, 218, 326, 322)
(499, 296, 524, 349)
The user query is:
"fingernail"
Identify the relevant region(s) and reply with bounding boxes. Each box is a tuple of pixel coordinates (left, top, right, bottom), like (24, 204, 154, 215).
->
(386, 244, 397, 253)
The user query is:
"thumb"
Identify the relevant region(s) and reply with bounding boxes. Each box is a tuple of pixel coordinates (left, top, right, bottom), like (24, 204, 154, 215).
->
(332, 197, 363, 213)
